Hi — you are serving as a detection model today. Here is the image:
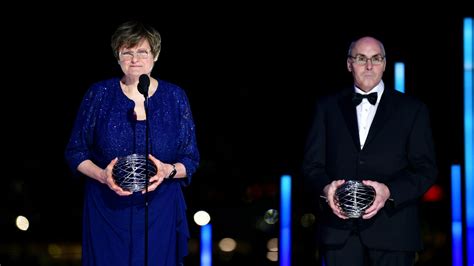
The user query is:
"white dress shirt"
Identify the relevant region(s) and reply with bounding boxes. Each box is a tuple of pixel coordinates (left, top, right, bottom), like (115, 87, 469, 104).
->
(354, 81, 385, 150)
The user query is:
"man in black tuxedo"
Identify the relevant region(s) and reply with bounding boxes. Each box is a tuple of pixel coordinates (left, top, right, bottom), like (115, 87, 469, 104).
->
(302, 36, 437, 266)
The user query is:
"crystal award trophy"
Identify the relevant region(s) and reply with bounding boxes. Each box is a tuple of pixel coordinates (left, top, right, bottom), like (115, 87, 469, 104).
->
(334, 180, 375, 218)
(112, 154, 157, 192)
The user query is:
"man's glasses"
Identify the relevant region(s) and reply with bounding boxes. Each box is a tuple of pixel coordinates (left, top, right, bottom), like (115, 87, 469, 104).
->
(119, 49, 151, 60)
(349, 54, 385, 65)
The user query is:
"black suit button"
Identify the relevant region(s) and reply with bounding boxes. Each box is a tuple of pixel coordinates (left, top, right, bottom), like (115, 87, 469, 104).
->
(359, 160, 365, 164)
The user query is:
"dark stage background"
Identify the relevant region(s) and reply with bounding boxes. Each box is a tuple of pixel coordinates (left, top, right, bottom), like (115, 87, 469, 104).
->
(0, 6, 472, 266)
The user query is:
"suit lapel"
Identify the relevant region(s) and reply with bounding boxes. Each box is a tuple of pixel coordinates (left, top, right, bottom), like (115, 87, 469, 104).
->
(338, 90, 360, 151)
(364, 89, 395, 147)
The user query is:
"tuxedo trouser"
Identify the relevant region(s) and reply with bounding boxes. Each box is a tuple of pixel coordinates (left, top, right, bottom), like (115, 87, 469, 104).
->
(322, 233, 415, 266)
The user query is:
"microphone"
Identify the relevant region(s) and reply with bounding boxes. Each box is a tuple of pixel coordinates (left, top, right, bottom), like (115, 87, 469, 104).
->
(138, 74, 150, 97)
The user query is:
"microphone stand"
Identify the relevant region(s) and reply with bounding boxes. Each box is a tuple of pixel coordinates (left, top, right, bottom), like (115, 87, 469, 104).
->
(145, 90, 150, 266)
(144, 92, 150, 266)
(144, 94, 149, 266)
(138, 74, 151, 266)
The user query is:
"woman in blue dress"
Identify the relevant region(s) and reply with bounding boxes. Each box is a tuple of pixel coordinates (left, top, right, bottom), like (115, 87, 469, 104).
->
(65, 21, 200, 265)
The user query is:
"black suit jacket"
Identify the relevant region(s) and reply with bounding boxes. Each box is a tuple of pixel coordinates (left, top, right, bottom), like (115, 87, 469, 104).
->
(302, 87, 437, 251)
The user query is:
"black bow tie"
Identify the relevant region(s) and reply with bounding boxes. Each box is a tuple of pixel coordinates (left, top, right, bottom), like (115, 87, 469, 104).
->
(352, 92, 378, 106)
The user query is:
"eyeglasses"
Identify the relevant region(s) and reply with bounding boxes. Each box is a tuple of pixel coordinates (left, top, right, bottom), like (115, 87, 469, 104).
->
(349, 54, 385, 65)
(119, 49, 151, 60)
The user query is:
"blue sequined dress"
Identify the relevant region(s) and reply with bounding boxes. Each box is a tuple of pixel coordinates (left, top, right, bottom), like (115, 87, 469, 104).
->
(65, 78, 199, 266)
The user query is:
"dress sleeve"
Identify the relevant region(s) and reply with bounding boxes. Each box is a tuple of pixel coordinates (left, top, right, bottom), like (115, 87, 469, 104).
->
(64, 85, 103, 176)
(175, 89, 200, 186)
